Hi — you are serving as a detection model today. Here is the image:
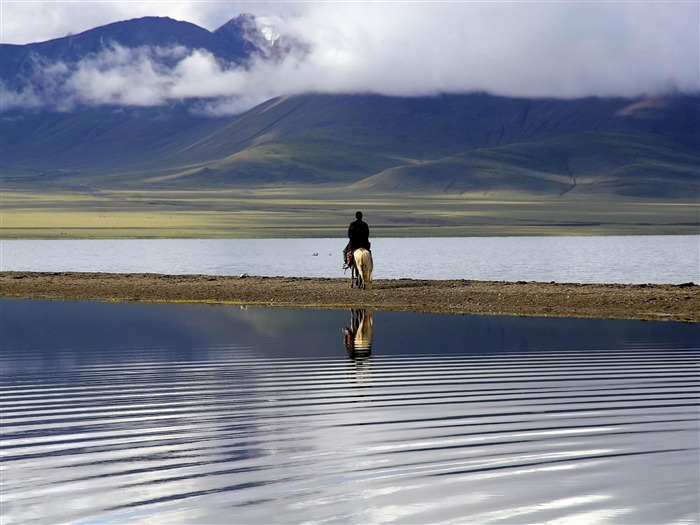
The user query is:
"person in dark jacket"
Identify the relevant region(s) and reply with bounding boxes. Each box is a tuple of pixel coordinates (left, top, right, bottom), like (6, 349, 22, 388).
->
(343, 211, 371, 269)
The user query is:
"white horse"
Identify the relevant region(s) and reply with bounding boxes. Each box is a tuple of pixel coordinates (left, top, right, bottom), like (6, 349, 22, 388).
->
(351, 248, 373, 290)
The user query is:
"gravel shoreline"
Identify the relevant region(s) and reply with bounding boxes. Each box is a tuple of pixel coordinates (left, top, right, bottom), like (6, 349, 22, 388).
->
(2, 271, 698, 322)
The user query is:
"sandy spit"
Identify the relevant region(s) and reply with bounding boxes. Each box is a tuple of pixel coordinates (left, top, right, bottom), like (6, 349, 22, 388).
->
(2, 271, 698, 322)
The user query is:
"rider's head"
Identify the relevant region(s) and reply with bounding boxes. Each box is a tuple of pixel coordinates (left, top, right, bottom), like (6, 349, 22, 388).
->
(355, 211, 363, 220)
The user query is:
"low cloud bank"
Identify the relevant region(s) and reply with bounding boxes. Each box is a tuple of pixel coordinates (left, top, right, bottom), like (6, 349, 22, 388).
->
(1, 45, 259, 113)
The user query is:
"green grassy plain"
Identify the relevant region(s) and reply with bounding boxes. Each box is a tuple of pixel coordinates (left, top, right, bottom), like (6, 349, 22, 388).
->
(2, 187, 698, 239)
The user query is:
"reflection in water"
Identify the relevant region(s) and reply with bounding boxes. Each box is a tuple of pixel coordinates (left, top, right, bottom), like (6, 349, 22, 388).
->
(343, 308, 374, 383)
(1, 300, 699, 525)
(343, 308, 373, 360)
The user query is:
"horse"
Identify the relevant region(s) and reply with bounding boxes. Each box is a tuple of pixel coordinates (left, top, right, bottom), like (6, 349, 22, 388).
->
(351, 248, 373, 290)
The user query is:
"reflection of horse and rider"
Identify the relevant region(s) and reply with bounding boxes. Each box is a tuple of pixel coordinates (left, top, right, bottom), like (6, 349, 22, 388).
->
(343, 308, 373, 360)
(343, 211, 374, 289)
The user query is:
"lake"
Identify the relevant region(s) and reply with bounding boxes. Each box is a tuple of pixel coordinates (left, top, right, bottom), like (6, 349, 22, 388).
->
(1, 235, 698, 284)
(1, 299, 698, 524)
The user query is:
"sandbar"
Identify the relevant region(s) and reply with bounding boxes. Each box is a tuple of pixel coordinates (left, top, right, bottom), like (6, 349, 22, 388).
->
(2, 271, 698, 322)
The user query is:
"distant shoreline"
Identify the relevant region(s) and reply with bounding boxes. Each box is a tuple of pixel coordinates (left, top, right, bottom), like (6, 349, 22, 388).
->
(2, 272, 698, 323)
(2, 187, 698, 240)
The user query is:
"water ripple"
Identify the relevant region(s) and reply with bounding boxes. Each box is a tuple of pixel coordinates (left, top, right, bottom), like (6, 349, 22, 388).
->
(2, 344, 699, 524)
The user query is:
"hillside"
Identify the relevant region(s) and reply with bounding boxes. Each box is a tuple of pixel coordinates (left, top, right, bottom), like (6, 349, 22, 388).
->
(1, 14, 697, 199)
(1, 93, 698, 198)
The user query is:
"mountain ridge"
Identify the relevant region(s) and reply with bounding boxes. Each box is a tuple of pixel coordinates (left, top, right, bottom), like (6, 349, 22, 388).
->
(0, 14, 299, 112)
(1, 17, 247, 80)
(0, 15, 697, 199)
(2, 92, 698, 198)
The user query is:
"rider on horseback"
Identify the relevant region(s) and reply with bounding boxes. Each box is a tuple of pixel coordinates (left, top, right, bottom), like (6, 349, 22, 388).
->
(343, 211, 371, 270)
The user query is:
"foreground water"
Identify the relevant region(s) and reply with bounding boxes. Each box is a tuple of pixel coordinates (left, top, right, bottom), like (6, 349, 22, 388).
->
(2, 235, 698, 283)
(1, 300, 698, 524)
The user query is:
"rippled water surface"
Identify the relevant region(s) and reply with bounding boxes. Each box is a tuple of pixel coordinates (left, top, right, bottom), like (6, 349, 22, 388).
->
(1, 300, 699, 524)
(2, 235, 699, 283)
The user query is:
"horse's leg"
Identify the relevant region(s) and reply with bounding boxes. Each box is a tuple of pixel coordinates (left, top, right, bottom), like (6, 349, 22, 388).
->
(365, 253, 372, 290)
(351, 251, 360, 288)
(356, 251, 367, 290)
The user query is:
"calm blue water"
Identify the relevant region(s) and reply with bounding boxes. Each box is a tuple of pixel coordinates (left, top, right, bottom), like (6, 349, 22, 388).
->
(1, 300, 698, 524)
(1, 235, 698, 284)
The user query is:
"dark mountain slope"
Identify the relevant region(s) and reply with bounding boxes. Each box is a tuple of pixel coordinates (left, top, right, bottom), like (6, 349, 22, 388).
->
(1, 93, 698, 196)
(0, 105, 229, 171)
(140, 93, 700, 194)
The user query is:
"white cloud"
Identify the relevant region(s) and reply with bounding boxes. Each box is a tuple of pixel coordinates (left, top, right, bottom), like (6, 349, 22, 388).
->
(273, 1, 700, 99)
(1, 1, 697, 114)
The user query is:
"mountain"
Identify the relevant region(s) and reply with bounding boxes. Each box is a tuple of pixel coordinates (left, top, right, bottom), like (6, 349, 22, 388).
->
(2, 92, 698, 197)
(214, 13, 305, 61)
(0, 14, 300, 111)
(0, 16, 697, 198)
(5, 17, 241, 69)
(1, 17, 243, 81)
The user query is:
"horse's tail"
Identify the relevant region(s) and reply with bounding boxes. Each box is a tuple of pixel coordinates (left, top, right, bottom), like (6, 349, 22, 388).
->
(359, 249, 373, 290)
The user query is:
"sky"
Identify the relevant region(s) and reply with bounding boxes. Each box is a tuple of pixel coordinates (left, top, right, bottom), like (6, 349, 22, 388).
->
(1, 1, 698, 113)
